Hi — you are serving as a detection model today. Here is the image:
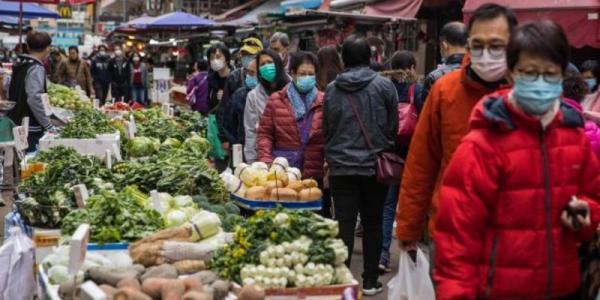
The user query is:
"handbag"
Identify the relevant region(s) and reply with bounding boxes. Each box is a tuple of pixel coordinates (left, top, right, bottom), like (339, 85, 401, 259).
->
(398, 83, 418, 139)
(345, 95, 404, 185)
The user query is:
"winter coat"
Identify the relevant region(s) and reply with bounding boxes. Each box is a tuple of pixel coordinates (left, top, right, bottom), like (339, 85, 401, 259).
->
(218, 68, 245, 140)
(108, 57, 130, 86)
(90, 55, 111, 85)
(419, 53, 464, 112)
(257, 85, 325, 178)
(563, 98, 600, 159)
(221, 86, 250, 145)
(186, 72, 209, 113)
(129, 62, 148, 88)
(244, 84, 270, 162)
(323, 67, 398, 177)
(57, 59, 93, 97)
(434, 90, 600, 299)
(396, 57, 506, 241)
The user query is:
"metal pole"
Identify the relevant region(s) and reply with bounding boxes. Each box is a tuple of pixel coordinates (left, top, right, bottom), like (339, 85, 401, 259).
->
(18, 0, 23, 53)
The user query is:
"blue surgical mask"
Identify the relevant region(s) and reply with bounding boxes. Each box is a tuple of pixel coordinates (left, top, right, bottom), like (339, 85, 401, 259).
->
(585, 78, 597, 91)
(513, 77, 563, 115)
(245, 75, 258, 89)
(241, 56, 254, 69)
(295, 75, 316, 93)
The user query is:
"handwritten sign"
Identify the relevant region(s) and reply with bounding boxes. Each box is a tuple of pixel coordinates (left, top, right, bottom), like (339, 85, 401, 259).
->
(68, 224, 90, 275)
(13, 126, 28, 151)
(72, 184, 89, 208)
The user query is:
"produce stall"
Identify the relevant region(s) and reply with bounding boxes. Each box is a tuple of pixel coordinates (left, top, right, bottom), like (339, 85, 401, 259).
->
(0, 89, 357, 300)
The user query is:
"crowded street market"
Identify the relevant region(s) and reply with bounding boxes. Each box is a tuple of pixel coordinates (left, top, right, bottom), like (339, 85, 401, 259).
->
(0, 0, 600, 299)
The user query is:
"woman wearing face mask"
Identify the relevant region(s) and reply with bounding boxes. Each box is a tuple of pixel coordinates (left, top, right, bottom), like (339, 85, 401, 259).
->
(581, 60, 600, 115)
(128, 53, 148, 106)
(434, 21, 600, 299)
(257, 51, 324, 180)
(243, 49, 288, 162)
(206, 43, 232, 113)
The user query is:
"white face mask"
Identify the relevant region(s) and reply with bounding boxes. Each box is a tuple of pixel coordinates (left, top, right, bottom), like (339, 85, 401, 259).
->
(133, 57, 140, 63)
(115, 50, 123, 56)
(470, 48, 507, 83)
(211, 59, 225, 72)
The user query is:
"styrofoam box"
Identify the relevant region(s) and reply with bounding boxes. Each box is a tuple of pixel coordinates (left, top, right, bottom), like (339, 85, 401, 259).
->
(39, 132, 122, 161)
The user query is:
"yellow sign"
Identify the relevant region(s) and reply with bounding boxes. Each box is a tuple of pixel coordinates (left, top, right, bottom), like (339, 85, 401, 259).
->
(58, 4, 72, 19)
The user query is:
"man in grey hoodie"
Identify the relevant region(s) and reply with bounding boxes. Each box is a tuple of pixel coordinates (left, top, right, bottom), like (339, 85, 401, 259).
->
(323, 35, 399, 296)
(8, 31, 56, 152)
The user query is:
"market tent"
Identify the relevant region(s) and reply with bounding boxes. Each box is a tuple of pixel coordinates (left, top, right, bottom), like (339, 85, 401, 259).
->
(124, 15, 157, 28)
(145, 11, 215, 28)
(463, 0, 600, 48)
(0, 16, 19, 25)
(0, 1, 58, 19)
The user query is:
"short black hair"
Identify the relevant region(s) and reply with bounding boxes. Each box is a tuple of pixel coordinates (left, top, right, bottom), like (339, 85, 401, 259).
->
(506, 20, 570, 72)
(68, 46, 79, 53)
(289, 51, 319, 74)
(390, 51, 416, 70)
(26, 31, 51, 52)
(563, 75, 589, 103)
(440, 22, 467, 47)
(256, 49, 288, 93)
(581, 60, 599, 74)
(468, 3, 518, 34)
(98, 45, 107, 51)
(341, 35, 371, 68)
(207, 42, 231, 64)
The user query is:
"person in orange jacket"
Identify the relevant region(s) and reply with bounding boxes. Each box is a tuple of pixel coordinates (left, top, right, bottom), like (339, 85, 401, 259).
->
(395, 3, 518, 248)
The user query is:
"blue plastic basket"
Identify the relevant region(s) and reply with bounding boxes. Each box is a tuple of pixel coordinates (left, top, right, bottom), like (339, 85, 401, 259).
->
(230, 193, 322, 211)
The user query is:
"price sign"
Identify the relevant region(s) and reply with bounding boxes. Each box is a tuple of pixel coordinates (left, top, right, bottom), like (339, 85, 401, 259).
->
(12, 126, 28, 151)
(232, 144, 243, 167)
(68, 224, 90, 275)
(72, 184, 89, 208)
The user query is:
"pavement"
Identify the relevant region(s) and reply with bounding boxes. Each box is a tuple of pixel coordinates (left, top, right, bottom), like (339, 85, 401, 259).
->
(349, 236, 400, 300)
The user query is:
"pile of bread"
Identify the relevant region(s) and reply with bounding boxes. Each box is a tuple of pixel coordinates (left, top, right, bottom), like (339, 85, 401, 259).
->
(220, 157, 323, 202)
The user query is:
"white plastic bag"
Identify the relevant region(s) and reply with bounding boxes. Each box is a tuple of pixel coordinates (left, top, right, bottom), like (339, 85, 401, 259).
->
(387, 248, 435, 300)
(0, 227, 35, 300)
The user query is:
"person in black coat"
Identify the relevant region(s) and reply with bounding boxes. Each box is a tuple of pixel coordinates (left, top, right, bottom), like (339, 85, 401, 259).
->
(107, 46, 130, 102)
(91, 45, 111, 105)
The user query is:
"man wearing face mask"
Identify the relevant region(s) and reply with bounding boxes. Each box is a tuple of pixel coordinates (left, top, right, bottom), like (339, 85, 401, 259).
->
(395, 3, 518, 251)
(91, 45, 111, 105)
(270, 32, 290, 72)
(8, 31, 57, 152)
(420, 22, 467, 112)
(221, 59, 258, 147)
(57, 46, 93, 97)
(108, 46, 130, 102)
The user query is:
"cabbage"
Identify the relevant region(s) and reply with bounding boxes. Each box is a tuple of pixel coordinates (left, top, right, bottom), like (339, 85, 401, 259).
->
(287, 167, 302, 182)
(126, 137, 160, 157)
(166, 210, 188, 227)
(251, 161, 269, 171)
(174, 195, 194, 207)
(162, 138, 182, 148)
(273, 157, 289, 170)
(235, 163, 259, 186)
(189, 211, 222, 241)
(48, 265, 70, 285)
(221, 173, 246, 197)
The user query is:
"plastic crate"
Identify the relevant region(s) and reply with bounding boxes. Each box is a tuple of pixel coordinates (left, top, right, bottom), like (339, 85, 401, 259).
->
(39, 132, 122, 161)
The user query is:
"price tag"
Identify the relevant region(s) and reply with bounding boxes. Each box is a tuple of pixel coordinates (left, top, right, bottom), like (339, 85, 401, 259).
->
(68, 224, 90, 275)
(21, 117, 29, 136)
(41, 93, 52, 116)
(232, 144, 243, 167)
(150, 190, 163, 213)
(162, 103, 170, 116)
(93, 98, 100, 110)
(72, 184, 89, 208)
(127, 116, 136, 139)
(105, 150, 112, 169)
(12, 126, 28, 151)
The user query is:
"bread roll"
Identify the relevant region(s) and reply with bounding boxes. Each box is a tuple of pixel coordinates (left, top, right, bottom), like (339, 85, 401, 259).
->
(302, 179, 318, 188)
(270, 188, 298, 201)
(246, 186, 267, 201)
(286, 180, 304, 192)
(299, 188, 323, 201)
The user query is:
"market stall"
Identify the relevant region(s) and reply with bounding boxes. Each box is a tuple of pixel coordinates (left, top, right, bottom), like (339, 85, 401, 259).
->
(0, 86, 358, 299)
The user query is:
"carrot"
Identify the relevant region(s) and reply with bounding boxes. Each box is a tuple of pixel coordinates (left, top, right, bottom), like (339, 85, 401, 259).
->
(113, 287, 152, 300)
(141, 278, 166, 300)
(161, 279, 186, 300)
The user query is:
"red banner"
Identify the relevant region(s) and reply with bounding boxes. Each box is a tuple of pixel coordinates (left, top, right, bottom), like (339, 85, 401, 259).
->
(67, 0, 96, 4)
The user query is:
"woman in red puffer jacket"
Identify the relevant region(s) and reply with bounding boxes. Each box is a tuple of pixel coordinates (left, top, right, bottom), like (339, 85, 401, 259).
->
(257, 51, 325, 179)
(434, 21, 600, 300)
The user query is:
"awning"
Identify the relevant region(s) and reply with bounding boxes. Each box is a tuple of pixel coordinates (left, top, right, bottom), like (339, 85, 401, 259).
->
(222, 0, 283, 26)
(463, 0, 600, 48)
(284, 8, 402, 22)
(363, 0, 422, 19)
(0, 1, 59, 18)
(146, 11, 215, 28)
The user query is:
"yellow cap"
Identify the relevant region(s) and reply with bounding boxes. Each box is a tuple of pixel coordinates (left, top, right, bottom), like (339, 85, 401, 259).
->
(240, 37, 264, 55)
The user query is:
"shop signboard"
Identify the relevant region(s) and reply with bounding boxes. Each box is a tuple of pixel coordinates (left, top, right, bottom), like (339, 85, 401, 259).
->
(153, 68, 170, 104)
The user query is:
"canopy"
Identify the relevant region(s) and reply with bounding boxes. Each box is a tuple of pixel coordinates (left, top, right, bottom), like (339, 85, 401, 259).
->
(145, 11, 215, 28)
(463, 0, 600, 48)
(363, 0, 422, 19)
(0, 1, 59, 18)
(223, 0, 283, 26)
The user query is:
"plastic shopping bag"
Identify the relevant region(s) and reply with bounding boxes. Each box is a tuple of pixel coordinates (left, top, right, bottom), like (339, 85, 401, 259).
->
(0, 227, 35, 300)
(387, 248, 435, 300)
(207, 114, 226, 160)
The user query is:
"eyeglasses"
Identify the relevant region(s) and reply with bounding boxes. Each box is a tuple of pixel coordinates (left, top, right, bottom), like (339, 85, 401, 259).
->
(516, 72, 562, 84)
(469, 44, 506, 59)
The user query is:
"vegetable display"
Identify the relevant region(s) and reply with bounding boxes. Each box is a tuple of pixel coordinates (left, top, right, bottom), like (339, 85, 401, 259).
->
(48, 83, 91, 111)
(61, 187, 164, 244)
(210, 209, 353, 288)
(223, 157, 322, 202)
(127, 108, 207, 142)
(59, 108, 117, 138)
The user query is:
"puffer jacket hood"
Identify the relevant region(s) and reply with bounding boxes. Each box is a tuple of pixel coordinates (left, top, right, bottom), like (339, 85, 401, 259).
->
(334, 67, 378, 92)
(470, 89, 584, 132)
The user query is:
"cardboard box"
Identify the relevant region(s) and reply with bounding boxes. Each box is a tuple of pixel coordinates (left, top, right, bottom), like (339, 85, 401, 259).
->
(39, 132, 122, 161)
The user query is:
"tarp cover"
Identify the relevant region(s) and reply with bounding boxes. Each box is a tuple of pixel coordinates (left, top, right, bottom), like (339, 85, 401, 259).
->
(463, 0, 600, 48)
(0, 0, 58, 18)
(363, 0, 422, 19)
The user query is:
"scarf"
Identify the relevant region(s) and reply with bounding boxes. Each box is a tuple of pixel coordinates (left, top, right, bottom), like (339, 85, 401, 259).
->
(287, 83, 317, 121)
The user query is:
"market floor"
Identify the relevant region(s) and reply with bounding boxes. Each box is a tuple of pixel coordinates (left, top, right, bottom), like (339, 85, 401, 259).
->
(349, 237, 400, 300)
